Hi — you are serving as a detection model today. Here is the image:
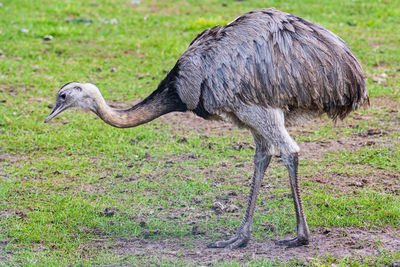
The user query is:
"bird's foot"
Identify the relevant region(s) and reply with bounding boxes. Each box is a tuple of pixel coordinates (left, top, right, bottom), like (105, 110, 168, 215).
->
(275, 236, 309, 247)
(207, 232, 250, 249)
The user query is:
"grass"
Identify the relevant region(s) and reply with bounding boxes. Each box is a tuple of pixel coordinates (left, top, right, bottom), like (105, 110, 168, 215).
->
(0, 0, 399, 265)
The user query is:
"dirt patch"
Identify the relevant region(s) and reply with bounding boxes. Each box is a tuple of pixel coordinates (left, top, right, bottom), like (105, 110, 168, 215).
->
(298, 135, 393, 160)
(306, 170, 400, 195)
(94, 227, 399, 264)
(0, 209, 28, 220)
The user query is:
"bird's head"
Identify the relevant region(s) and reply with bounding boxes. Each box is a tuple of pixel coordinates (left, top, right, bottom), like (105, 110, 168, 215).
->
(44, 82, 101, 123)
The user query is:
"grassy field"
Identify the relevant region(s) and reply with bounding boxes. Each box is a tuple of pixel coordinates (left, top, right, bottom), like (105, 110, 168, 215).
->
(0, 0, 399, 265)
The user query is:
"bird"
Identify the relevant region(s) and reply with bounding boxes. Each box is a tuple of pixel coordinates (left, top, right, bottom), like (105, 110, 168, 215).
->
(45, 8, 368, 249)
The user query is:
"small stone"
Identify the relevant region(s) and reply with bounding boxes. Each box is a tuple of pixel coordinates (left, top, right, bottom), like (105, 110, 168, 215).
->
(211, 201, 225, 214)
(43, 35, 53, 41)
(233, 143, 243, 150)
(372, 76, 386, 84)
(110, 67, 117, 72)
(226, 204, 239, 213)
(0, 3, 4, 7)
(0, 49, 3, 55)
(110, 18, 118, 24)
(354, 181, 363, 187)
(131, 0, 140, 5)
(20, 28, 29, 33)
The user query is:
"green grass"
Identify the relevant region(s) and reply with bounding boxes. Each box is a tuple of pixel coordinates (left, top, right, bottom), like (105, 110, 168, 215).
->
(0, 0, 399, 265)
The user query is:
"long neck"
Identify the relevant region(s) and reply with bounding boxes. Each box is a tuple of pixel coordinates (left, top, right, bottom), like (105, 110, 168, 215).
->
(94, 100, 158, 128)
(92, 87, 187, 128)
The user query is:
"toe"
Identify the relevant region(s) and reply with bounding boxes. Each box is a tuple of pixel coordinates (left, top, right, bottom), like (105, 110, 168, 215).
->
(275, 236, 309, 247)
(207, 242, 218, 248)
(227, 238, 250, 249)
(207, 236, 239, 248)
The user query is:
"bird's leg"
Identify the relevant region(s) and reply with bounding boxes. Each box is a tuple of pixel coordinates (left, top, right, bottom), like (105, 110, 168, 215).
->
(276, 152, 310, 247)
(208, 138, 271, 249)
(230, 106, 309, 247)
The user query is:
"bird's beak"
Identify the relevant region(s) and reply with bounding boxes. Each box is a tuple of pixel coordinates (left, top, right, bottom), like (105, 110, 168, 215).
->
(44, 103, 66, 123)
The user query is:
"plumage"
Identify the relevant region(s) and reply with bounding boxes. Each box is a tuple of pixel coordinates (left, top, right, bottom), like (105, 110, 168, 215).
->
(45, 8, 368, 249)
(176, 8, 367, 122)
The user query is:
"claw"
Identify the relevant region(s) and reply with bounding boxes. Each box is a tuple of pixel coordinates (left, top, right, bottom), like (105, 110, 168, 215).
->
(207, 233, 250, 249)
(275, 236, 309, 247)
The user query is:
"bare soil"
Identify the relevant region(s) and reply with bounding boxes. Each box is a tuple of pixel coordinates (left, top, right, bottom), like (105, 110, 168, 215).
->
(95, 227, 399, 265)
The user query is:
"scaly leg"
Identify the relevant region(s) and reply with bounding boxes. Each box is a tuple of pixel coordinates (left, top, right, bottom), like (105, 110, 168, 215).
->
(207, 134, 271, 249)
(276, 152, 310, 247)
(231, 106, 309, 247)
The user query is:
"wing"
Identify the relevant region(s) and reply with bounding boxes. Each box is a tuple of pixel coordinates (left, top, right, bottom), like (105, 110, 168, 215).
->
(178, 8, 367, 120)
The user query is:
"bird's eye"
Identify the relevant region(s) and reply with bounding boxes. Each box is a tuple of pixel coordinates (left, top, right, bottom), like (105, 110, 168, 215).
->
(60, 93, 66, 100)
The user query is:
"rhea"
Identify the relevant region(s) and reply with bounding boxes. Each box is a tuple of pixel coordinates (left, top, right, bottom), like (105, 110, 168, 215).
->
(45, 8, 368, 249)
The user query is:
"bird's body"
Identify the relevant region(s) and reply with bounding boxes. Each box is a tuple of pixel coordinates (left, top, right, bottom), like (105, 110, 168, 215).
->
(178, 8, 367, 123)
(45, 8, 368, 249)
